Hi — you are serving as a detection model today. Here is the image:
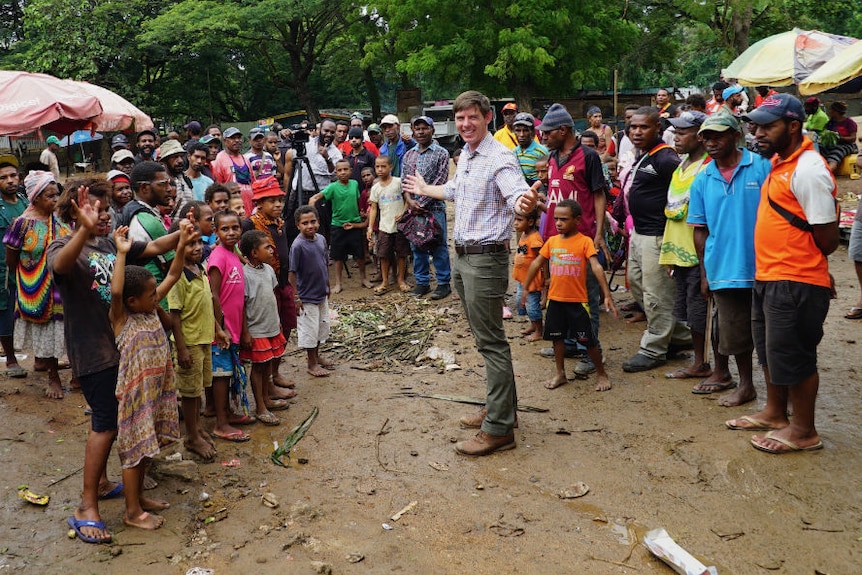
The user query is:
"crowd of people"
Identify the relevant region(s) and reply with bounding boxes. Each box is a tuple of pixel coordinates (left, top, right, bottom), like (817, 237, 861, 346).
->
(0, 81, 858, 545)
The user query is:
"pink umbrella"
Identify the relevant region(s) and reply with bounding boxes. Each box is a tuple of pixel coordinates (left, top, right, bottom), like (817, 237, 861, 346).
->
(71, 81, 154, 132)
(0, 70, 102, 136)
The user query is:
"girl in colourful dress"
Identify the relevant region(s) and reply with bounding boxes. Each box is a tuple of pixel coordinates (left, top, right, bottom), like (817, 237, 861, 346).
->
(4, 171, 71, 398)
(110, 222, 191, 530)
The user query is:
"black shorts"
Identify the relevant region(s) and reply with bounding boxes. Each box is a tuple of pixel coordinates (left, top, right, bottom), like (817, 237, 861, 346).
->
(713, 288, 754, 356)
(330, 226, 364, 261)
(543, 300, 597, 347)
(79, 365, 120, 432)
(673, 265, 707, 333)
(376, 230, 410, 259)
(752, 280, 830, 386)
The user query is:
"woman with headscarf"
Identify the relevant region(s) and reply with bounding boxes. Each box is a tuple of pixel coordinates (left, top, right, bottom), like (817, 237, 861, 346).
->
(3, 171, 72, 398)
(586, 106, 614, 157)
(821, 101, 858, 173)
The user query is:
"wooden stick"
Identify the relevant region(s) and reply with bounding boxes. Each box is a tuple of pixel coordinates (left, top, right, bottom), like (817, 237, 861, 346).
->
(390, 500, 418, 521)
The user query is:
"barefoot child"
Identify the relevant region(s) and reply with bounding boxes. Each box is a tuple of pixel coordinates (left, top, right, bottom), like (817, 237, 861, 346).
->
(513, 209, 545, 342)
(521, 200, 619, 392)
(110, 222, 192, 530)
(239, 230, 289, 425)
(168, 233, 219, 461)
(366, 155, 411, 295)
(289, 206, 335, 377)
(309, 159, 371, 293)
(208, 210, 253, 442)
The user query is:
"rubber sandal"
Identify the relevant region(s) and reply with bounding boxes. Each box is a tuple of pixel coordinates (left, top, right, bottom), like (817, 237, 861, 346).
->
(257, 412, 281, 426)
(212, 429, 250, 442)
(4, 366, 27, 378)
(98, 482, 124, 500)
(844, 307, 862, 320)
(67, 516, 112, 544)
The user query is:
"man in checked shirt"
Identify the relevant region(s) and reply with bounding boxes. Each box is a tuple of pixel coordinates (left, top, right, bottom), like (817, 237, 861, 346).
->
(404, 90, 539, 456)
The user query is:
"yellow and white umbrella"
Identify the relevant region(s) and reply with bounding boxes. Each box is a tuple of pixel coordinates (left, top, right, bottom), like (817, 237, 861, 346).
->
(799, 40, 862, 95)
(723, 28, 857, 87)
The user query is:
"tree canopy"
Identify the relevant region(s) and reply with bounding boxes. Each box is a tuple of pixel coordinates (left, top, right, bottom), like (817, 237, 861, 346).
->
(1, 0, 860, 126)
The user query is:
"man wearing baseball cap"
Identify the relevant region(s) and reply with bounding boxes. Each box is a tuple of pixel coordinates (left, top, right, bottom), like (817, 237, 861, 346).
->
(40, 136, 61, 180)
(212, 127, 256, 214)
(378, 114, 410, 177)
(245, 127, 277, 180)
(159, 139, 193, 214)
(736, 93, 838, 455)
(111, 149, 136, 176)
(402, 115, 452, 299)
(686, 111, 771, 405)
(512, 112, 547, 184)
(111, 134, 130, 152)
(494, 102, 519, 149)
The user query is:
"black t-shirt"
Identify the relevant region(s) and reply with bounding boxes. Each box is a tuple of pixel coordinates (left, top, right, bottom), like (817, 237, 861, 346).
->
(627, 144, 680, 236)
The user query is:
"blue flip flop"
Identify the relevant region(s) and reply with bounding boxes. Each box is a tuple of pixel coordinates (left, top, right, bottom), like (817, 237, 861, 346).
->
(98, 483, 124, 500)
(67, 516, 112, 544)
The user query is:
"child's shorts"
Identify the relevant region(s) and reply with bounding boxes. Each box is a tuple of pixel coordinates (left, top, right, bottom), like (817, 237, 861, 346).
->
(297, 299, 331, 349)
(330, 226, 364, 261)
(543, 300, 597, 347)
(376, 230, 410, 259)
(174, 343, 213, 398)
(79, 365, 120, 432)
(212, 343, 239, 378)
(0, 289, 14, 338)
(240, 332, 287, 363)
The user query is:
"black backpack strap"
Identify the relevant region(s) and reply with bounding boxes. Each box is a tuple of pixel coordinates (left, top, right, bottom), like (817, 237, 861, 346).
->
(767, 194, 812, 232)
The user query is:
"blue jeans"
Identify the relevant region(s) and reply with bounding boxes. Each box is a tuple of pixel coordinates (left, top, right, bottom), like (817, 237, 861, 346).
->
(411, 208, 452, 286)
(515, 282, 543, 321)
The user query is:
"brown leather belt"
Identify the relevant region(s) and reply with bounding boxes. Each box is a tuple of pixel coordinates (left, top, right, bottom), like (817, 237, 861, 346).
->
(454, 243, 509, 255)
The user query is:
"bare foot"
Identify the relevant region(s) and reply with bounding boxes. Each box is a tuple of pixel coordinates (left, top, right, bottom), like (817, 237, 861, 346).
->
(524, 332, 542, 342)
(270, 387, 298, 400)
(199, 429, 216, 449)
(273, 375, 296, 389)
(520, 326, 535, 336)
(594, 374, 612, 392)
(142, 474, 158, 490)
(185, 437, 216, 461)
(361, 280, 374, 289)
(544, 375, 569, 390)
(625, 311, 646, 324)
(718, 386, 757, 407)
(141, 496, 170, 511)
(124, 511, 165, 530)
(307, 365, 330, 377)
(332, 284, 343, 294)
(318, 356, 336, 369)
(45, 379, 64, 399)
(202, 408, 216, 418)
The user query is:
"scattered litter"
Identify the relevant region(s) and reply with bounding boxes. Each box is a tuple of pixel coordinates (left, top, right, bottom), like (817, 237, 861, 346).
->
(165, 452, 183, 462)
(643, 528, 717, 575)
(390, 500, 417, 522)
(346, 552, 364, 563)
(186, 569, 215, 575)
(271, 407, 319, 467)
(261, 492, 279, 508)
(199, 492, 210, 502)
(220, 459, 241, 467)
(559, 482, 590, 499)
(18, 486, 49, 506)
(428, 461, 449, 471)
(382, 523, 394, 530)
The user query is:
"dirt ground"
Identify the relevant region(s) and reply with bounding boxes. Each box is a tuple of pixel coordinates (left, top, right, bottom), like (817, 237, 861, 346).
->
(2, 182, 862, 575)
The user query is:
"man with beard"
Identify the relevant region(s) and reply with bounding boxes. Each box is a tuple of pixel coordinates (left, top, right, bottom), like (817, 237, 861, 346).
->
(367, 124, 384, 151)
(284, 118, 342, 242)
(134, 129, 157, 164)
(512, 112, 548, 184)
(494, 102, 519, 149)
(622, 107, 690, 373)
(159, 139, 193, 216)
(738, 94, 838, 455)
(402, 115, 452, 299)
(122, 161, 175, 285)
(185, 142, 214, 202)
(334, 120, 349, 150)
(212, 127, 255, 215)
(0, 156, 27, 378)
(199, 135, 220, 180)
(111, 149, 136, 177)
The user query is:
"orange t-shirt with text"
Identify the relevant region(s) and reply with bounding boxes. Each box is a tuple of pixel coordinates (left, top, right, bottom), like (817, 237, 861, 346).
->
(513, 230, 544, 292)
(539, 233, 596, 303)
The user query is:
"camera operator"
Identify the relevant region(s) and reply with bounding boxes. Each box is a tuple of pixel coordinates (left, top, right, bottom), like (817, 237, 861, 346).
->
(284, 118, 342, 241)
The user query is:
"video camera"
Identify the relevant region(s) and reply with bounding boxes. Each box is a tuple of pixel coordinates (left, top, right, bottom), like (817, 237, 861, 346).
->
(289, 124, 311, 157)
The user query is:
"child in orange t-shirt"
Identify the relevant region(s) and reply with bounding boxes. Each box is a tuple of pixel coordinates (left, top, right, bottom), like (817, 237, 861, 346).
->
(513, 209, 546, 342)
(521, 199, 618, 392)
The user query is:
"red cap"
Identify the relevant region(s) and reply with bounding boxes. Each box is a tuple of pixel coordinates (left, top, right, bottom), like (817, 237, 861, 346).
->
(502, 102, 518, 112)
(252, 176, 284, 201)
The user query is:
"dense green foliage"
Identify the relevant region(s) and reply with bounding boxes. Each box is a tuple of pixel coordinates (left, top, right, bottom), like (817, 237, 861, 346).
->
(1, 0, 860, 125)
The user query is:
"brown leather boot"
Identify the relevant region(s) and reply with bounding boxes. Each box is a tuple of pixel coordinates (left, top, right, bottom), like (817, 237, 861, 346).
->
(459, 407, 518, 429)
(454, 431, 516, 456)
